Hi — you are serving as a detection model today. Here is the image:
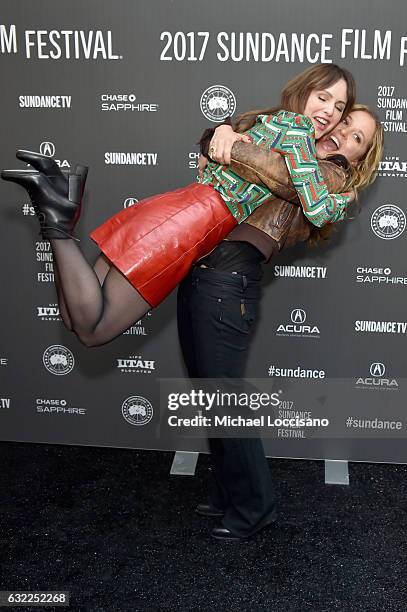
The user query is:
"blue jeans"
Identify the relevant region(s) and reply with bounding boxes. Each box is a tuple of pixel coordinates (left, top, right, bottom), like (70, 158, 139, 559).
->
(177, 259, 276, 536)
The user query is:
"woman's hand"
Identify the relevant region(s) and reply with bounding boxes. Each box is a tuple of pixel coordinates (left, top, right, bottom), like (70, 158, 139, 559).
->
(209, 125, 252, 165)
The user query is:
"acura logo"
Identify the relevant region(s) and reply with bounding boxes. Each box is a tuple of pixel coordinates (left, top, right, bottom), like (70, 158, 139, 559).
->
(291, 309, 306, 324)
(39, 142, 55, 157)
(370, 362, 385, 377)
(123, 197, 139, 208)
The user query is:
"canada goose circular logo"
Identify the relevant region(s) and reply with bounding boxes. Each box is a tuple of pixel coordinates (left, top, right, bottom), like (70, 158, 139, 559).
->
(291, 309, 306, 324)
(371, 205, 406, 240)
(122, 395, 153, 426)
(123, 197, 139, 208)
(200, 85, 236, 122)
(39, 142, 56, 157)
(43, 345, 74, 375)
(370, 362, 385, 377)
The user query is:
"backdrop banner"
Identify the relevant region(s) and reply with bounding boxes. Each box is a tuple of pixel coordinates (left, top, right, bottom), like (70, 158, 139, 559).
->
(1, 0, 406, 462)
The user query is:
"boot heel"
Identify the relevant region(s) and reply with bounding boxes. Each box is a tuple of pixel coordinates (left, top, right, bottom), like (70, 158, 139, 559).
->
(68, 173, 81, 204)
(73, 164, 89, 198)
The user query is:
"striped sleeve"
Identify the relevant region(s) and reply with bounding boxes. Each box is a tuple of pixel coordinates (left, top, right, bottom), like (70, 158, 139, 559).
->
(268, 111, 351, 227)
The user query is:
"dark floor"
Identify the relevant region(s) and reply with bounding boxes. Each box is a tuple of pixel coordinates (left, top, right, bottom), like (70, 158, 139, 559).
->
(0, 441, 406, 612)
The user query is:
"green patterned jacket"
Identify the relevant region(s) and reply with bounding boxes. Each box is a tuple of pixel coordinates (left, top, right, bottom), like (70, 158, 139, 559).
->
(200, 111, 351, 228)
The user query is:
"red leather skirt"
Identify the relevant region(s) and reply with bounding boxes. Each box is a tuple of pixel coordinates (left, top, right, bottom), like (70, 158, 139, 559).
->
(89, 183, 237, 307)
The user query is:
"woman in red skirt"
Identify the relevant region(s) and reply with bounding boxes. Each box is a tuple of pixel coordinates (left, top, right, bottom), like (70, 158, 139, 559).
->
(1, 65, 380, 349)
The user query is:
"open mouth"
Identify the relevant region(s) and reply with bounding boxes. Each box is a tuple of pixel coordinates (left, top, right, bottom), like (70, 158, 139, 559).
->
(314, 116, 329, 131)
(329, 135, 340, 150)
(319, 135, 340, 153)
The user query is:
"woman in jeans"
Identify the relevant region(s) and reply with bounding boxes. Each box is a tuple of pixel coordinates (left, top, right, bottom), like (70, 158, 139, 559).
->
(178, 84, 384, 540)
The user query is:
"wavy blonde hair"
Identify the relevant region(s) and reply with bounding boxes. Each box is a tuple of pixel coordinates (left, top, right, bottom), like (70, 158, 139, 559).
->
(343, 104, 384, 191)
(307, 104, 384, 247)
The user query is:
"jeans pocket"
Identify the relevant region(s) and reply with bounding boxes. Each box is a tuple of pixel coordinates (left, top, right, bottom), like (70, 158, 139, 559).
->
(240, 298, 258, 328)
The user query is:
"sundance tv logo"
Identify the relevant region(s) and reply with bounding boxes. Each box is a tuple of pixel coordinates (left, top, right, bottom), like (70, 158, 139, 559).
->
(274, 265, 327, 279)
(19, 95, 72, 109)
(355, 320, 407, 334)
(104, 152, 157, 166)
(355, 362, 399, 391)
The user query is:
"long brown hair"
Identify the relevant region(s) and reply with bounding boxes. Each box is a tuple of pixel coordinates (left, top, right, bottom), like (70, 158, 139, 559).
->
(234, 64, 356, 133)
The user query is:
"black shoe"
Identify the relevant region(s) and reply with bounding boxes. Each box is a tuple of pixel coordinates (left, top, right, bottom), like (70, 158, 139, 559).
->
(211, 526, 245, 542)
(2, 150, 88, 241)
(16, 150, 69, 193)
(195, 503, 225, 518)
(16, 150, 88, 199)
(211, 507, 278, 541)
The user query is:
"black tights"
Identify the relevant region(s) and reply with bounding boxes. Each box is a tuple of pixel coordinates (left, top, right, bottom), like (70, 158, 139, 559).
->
(51, 239, 151, 347)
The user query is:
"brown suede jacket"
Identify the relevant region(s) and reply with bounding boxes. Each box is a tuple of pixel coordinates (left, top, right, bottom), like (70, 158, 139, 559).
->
(199, 122, 348, 261)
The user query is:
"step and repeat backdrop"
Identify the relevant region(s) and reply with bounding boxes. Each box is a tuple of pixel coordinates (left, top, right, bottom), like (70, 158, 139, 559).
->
(1, 0, 406, 462)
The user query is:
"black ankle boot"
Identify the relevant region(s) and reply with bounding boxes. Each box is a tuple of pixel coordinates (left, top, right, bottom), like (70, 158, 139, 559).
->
(16, 150, 68, 193)
(15, 150, 88, 199)
(1, 153, 88, 241)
